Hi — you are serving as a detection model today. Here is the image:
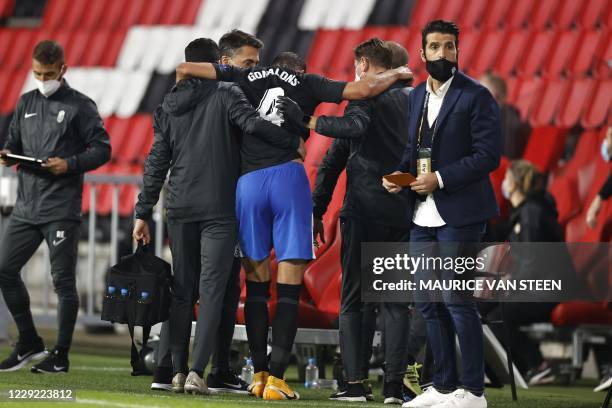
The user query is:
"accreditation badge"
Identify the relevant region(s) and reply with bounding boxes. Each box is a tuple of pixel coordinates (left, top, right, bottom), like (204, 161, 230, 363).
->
(417, 147, 432, 176)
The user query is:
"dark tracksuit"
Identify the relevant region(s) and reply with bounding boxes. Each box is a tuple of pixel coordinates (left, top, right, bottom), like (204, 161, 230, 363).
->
(312, 82, 421, 382)
(0, 83, 111, 349)
(134, 79, 299, 375)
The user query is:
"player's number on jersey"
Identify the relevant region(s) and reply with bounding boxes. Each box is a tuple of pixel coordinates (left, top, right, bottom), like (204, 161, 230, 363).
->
(256, 87, 285, 126)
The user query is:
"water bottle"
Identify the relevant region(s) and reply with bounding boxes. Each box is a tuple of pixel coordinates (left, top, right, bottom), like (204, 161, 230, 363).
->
(241, 357, 254, 384)
(107, 286, 116, 296)
(304, 357, 319, 388)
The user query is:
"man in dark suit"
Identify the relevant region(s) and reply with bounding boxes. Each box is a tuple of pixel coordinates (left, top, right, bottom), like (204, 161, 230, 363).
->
(383, 20, 501, 408)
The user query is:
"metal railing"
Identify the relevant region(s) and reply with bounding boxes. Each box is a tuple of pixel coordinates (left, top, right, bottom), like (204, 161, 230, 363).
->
(0, 168, 167, 326)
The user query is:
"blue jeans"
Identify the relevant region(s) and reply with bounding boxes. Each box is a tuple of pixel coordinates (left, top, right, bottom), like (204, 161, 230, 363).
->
(410, 222, 485, 395)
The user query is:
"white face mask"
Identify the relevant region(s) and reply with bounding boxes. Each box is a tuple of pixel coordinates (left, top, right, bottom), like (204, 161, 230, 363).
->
(35, 78, 61, 97)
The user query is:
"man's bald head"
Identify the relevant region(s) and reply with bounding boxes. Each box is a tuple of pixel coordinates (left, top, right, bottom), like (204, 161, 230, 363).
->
(385, 41, 409, 68)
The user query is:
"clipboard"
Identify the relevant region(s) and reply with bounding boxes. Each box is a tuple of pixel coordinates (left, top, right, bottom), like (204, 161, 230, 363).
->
(383, 172, 416, 187)
(0, 153, 45, 168)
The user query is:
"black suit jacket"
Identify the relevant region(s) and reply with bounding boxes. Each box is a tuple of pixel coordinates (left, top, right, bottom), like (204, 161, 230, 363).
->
(398, 72, 502, 227)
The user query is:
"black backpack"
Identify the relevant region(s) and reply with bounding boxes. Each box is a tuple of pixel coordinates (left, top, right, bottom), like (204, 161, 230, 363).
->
(101, 242, 172, 375)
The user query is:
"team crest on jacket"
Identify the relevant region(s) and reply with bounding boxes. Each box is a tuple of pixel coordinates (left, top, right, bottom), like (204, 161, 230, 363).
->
(57, 110, 65, 123)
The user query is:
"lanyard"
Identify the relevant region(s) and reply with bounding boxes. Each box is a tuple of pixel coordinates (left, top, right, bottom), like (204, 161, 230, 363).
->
(416, 91, 439, 150)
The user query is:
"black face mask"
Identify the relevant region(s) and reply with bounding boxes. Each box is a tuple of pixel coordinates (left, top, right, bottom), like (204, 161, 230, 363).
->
(425, 58, 458, 82)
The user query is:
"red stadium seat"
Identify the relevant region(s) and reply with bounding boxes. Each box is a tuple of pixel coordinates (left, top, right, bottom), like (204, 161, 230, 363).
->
(116, 114, 153, 163)
(317, 273, 341, 316)
(99, 29, 127, 67)
(522, 126, 569, 173)
(579, 0, 610, 29)
(0, 69, 27, 114)
(517, 29, 555, 77)
(552, 302, 612, 327)
(468, 29, 504, 78)
(542, 29, 580, 78)
(553, 0, 586, 29)
(595, 31, 611, 78)
(159, 0, 189, 25)
(0, 0, 14, 18)
(529, 78, 569, 127)
(493, 29, 530, 76)
(433, 0, 464, 25)
(455, 28, 480, 75)
(556, 78, 594, 128)
(332, 30, 363, 74)
(118, 164, 141, 217)
(569, 30, 606, 77)
(581, 79, 612, 129)
(513, 77, 544, 121)
(303, 222, 342, 308)
(408, 0, 443, 28)
(481, 0, 512, 29)
(4, 29, 36, 70)
(531, 0, 557, 29)
(307, 30, 343, 75)
(457, 0, 487, 29)
(81, 30, 110, 67)
(122, 0, 147, 28)
(304, 132, 333, 170)
(361, 26, 388, 44)
(64, 30, 92, 66)
(489, 156, 510, 220)
(139, 0, 165, 25)
(41, 0, 70, 29)
(98, 0, 125, 30)
(61, 2, 87, 31)
(549, 175, 581, 225)
(79, 0, 106, 31)
(179, 0, 202, 24)
(507, 0, 534, 29)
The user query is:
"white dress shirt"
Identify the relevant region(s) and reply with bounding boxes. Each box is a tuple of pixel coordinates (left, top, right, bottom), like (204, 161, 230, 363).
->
(412, 75, 454, 227)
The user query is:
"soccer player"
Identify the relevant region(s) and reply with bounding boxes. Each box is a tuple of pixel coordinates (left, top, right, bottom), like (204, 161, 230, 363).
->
(176, 36, 412, 400)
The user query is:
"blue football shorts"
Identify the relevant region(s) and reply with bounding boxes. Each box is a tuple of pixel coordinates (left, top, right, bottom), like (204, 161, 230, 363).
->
(236, 161, 315, 262)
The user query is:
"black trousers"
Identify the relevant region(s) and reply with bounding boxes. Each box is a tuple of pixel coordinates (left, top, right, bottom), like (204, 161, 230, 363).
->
(479, 302, 558, 374)
(0, 218, 80, 349)
(160, 218, 238, 374)
(339, 216, 411, 382)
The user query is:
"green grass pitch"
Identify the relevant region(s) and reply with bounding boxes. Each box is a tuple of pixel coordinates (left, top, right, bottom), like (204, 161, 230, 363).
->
(0, 347, 604, 407)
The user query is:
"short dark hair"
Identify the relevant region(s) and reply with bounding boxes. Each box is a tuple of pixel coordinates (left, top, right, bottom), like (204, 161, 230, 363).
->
(185, 38, 220, 63)
(354, 38, 392, 70)
(219, 29, 263, 58)
(385, 41, 409, 68)
(32, 40, 64, 65)
(421, 20, 460, 49)
(271, 52, 306, 72)
(480, 72, 507, 100)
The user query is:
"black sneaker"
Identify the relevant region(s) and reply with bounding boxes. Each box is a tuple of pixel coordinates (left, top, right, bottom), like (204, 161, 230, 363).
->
(383, 381, 403, 405)
(206, 370, 249, 394)
(151, 366, 173, 391)
(329, 383, 367, 402)
(0, 338, 46, 372)
(31, 348, 69, 374)
(526, 363, 555, 386)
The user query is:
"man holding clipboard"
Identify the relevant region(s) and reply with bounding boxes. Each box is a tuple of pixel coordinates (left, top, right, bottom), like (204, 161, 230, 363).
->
(0, 40, 111, 374)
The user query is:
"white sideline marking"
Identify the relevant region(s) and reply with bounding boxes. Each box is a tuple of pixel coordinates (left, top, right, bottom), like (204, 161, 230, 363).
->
(73, 366, 131, 372)
(78, 398, 165, 408)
